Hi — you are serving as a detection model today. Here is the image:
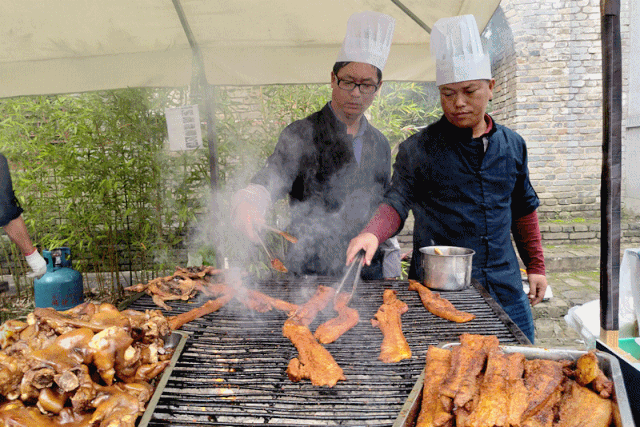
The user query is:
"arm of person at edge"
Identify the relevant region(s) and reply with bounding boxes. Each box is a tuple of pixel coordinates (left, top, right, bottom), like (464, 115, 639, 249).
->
(512, 209, 548, 306)
(3, 216, 46, 278)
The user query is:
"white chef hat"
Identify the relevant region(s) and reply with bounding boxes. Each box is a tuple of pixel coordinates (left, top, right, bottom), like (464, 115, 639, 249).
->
(430, 14, 491, 86)
(335, 11, 396, 72)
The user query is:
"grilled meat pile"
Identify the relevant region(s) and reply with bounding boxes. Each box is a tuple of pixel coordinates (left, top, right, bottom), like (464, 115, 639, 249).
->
(0, 302, 174, 427)
(417, 333, 617, 427)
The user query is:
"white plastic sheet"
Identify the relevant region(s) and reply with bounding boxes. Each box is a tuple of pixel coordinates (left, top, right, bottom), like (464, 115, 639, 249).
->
(564, 248, 639, 348)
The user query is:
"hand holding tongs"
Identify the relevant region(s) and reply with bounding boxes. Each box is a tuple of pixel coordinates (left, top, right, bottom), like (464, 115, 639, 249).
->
(333, 249, 365, 305)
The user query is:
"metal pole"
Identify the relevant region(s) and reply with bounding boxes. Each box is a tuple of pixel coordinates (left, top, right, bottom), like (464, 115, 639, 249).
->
(172, 0, 222, 269)
(172, 0, 219, 191)
(600, 0, 622, 345)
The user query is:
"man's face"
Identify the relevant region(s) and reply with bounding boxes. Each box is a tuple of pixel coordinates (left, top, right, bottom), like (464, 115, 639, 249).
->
(439, 79, 495, 130)
(330, 62, 381, 119)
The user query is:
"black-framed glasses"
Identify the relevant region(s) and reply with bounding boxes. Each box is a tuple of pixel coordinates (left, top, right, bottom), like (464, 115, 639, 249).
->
(336, 77, 379, 94)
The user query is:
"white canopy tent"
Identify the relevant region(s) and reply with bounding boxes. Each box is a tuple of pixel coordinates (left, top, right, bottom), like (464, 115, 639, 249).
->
(0, 0, 625, 346)
(1, 0, 500, 98)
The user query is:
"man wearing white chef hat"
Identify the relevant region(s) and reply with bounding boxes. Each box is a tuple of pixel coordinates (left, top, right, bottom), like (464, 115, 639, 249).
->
(232, 11, 401, 280)
(347, 14, 548, 343)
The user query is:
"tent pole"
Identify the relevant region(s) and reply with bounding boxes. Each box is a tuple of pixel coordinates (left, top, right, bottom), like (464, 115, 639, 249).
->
(172, 0, 219, 192)
(600, 0, 622, 347)
(172, 0, 223, 269)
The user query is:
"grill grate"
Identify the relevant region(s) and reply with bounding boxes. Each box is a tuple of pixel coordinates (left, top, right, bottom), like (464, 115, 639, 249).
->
(127, 278, 526, 426)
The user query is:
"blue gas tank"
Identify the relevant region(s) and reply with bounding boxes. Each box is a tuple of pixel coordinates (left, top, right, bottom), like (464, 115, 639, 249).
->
(34, 247, 84, 311)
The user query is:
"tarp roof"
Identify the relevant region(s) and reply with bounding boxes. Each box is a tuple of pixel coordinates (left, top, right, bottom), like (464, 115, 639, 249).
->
(1, 0, 500, 98)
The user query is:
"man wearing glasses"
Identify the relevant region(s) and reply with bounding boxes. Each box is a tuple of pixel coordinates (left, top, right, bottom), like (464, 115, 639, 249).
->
(232, 11, 401, 279)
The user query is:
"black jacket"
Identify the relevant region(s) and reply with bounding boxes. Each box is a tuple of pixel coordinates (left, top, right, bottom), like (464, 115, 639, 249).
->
(252, 103, 391, 278)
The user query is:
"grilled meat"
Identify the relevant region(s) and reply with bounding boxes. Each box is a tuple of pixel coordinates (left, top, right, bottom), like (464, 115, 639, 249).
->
(371, 289, 411, 363)
(417, 346, 454, 427)
(283, 321, 346, 387)
(408, 280, 475, 323)
(313, 292, 359, 344)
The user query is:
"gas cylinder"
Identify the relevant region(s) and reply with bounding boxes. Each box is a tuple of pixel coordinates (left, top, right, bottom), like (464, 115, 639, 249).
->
(34, 247, 84, 310)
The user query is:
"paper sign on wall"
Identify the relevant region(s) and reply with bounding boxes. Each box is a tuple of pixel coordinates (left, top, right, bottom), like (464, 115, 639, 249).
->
(165, 105, 203, 151)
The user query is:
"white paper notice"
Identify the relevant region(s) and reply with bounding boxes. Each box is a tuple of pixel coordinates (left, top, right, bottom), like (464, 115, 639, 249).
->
(165, 105, 203, 151)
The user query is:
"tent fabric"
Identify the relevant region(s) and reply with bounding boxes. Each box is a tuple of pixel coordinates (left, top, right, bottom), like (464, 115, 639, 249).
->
(1, 0, 500, 98)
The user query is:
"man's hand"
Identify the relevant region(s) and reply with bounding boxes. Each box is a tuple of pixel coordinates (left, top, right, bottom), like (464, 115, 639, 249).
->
(232, 201, 265, 242)
(230, 185, 270, 243)
(346, 232, 379, 267)
(25, 250, 47, 279)
(527, 273, 548, 306)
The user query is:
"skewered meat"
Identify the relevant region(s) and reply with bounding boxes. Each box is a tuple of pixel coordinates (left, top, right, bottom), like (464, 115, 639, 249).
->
(314, 292, 359, 344)
(408, 280, 475, 323)
(416, 346, 454, 427)
(506, 352, 529, 425)
(371, 289, 411, 363)
(271, 258, 288, 273)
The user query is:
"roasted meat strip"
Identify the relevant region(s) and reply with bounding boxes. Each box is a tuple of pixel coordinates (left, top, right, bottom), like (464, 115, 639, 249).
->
(506, 351, 529, 426)
(440, 333, 499, 409)
(313, 292, 359, 344)
(371, 289, 411, 363)
(555, 380, 613, 427)
(521, 358, 566, 421)
(283, 320, 345, 387)
(416, 346, 453, 427)
(288, 285, 335, 326)
(282, 285, 344, 387)
(465, 348, 509, 427)
(408, 280, 475, 323)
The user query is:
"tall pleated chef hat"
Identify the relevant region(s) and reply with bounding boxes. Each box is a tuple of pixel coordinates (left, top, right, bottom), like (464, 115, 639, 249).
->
(430, 14, 491, 86)
(335, 11, 396, 72)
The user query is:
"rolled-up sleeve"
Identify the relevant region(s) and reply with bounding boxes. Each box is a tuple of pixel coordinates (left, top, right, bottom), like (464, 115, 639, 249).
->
(0, 154, 23, 227)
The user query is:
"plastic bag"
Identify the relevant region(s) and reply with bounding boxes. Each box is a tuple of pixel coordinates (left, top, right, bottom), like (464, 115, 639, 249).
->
(564, 248, 640, 349)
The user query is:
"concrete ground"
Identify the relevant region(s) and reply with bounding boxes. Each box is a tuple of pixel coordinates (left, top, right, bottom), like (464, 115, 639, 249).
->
(532, 244, 639, 349)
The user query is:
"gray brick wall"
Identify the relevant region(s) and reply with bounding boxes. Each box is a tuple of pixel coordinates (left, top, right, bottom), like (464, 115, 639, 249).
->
(490, 0, 630, 222)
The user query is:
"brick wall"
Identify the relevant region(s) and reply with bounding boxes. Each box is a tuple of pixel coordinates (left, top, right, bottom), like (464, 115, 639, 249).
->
(489, 0, 630, 222)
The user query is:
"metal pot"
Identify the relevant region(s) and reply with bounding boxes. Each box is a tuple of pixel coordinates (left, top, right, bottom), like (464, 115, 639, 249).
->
(419, 246, 475, 291)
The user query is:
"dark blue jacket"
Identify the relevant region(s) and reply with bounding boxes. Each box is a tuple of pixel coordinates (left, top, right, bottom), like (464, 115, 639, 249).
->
(252, 103, 391, 278)
(384, 115, 539, 309)
(0, 154, 23, 227)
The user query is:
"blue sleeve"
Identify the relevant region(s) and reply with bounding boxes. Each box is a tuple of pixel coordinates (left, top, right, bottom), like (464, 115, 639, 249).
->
(0, 154, 23, 227)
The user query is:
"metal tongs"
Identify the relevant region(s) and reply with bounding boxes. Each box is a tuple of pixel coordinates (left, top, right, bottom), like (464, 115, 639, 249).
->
(333, 249, 365, 305)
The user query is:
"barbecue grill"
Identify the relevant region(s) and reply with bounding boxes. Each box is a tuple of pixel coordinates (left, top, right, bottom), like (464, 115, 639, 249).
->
(126, 277, 528, 426)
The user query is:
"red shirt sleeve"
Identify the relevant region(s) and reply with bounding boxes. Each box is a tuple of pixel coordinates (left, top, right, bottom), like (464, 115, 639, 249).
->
(512, 210, 546, 275)
(362, 203, 402, 245)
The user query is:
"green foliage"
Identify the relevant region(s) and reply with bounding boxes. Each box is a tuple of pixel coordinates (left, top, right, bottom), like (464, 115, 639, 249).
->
(0, 81, 442, 294)
(0, 89, 210, 296)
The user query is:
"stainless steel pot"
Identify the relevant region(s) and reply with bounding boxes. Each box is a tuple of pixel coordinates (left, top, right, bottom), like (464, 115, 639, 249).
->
(419, 246, 475, 291)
